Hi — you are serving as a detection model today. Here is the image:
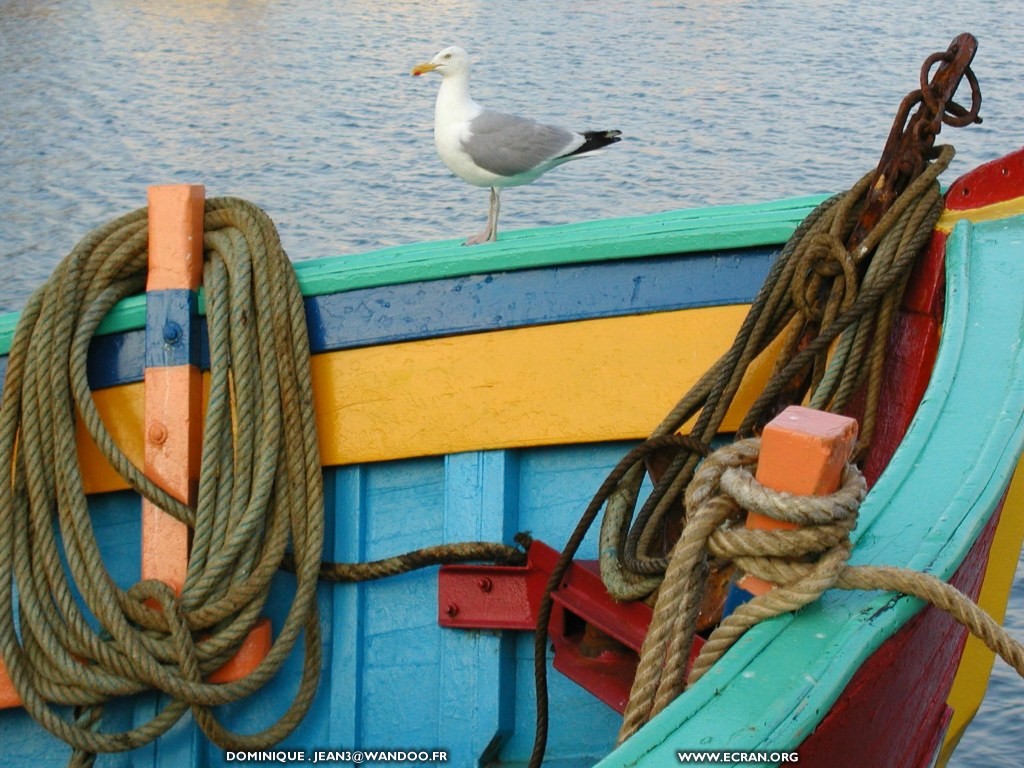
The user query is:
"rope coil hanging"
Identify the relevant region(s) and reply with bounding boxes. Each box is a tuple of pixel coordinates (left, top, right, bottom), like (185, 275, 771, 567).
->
(526, 135, 975, 766)
(0, 199, 326, 763)
(597, 146, 951, 600)
(0, 198, 525, 765)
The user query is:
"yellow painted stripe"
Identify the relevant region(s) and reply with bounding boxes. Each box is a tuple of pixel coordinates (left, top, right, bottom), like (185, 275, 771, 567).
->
(79, 384, 144, 494)
(310, 304, 775, 466)
(77, 305, 775, 492)
(938, 457, 1024, 766)
(935, 196, 1024, 233)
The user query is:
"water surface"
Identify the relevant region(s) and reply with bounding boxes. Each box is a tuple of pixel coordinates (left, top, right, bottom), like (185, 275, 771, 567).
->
(2, 1, 1023, 764)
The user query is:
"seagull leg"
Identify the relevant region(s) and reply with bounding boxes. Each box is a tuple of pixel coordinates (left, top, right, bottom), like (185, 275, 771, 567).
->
(464, 187, 500, 245)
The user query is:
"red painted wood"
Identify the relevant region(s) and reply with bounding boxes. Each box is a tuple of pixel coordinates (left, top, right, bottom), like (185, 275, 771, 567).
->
(900, 230, 946, 321)
(795, 500, 1001, 767)
(438, 540, 689, 713)
(943, 147, 1024, 211)
(861, 311, 941, 486)
(856, 149, 1024, 485)
(439, 541, 654, 649)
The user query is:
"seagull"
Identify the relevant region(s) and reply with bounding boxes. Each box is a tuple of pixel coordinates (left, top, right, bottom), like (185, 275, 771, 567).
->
(412, 46, 622, 245)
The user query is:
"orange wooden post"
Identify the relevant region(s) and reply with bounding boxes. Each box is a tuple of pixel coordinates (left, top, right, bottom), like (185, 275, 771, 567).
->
(143, 185, 205, 595)
(0, 663, 19, 709)
(206, 618, 273, 683)
(144, 185, 269, 683)
(733, 405, 859, 601)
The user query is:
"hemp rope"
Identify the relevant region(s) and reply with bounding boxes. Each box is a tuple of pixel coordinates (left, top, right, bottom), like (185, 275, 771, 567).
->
(0, 199, 324, 765)
(618, 438, 1024, 743)
(529, 146, 954, 767)
(0, 198, 524, 766)
(598, 145, 953, 598)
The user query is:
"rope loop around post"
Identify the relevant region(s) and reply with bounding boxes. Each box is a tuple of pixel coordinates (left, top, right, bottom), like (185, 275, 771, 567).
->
(616, 436, 1024, 746)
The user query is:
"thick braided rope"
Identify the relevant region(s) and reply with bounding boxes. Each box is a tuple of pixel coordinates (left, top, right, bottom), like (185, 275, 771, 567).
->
(0, 198, 530, 764)
(0, 199, 326, 761)
(598, 147, 952, 598)
(531, 152, 955, 768)
(617, 441, 757, 741)
(619, 437, 1024, 744)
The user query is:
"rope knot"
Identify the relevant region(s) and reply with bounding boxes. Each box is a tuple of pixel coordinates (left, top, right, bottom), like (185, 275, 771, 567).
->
(618, 437, 868, 744)
(707, 454, 866, 591)
(791, 231, 859, 321)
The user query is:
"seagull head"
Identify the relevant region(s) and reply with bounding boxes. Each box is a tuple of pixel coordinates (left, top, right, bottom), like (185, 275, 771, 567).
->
(411, 46, 469, 77)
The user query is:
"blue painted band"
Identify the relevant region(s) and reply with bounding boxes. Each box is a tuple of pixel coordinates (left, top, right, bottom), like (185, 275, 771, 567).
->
(721, 583, 755, 618)
(2, 247, 774, 392)
(304, 247, 774, 354)
(144, 289, 200, 369)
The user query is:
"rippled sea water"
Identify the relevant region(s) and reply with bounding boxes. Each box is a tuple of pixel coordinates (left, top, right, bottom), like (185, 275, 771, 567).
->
(2, 1, 1024, 764)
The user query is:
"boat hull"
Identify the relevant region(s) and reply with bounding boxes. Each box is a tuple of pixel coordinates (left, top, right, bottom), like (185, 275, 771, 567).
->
(1, 153, 1024, 766)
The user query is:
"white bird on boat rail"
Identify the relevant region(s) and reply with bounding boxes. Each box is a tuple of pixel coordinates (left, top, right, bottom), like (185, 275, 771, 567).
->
(412, 46, 622, 245)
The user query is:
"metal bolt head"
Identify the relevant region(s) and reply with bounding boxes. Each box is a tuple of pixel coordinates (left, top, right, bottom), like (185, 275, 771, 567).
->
(163, 321, 183, 345)
(445, 603, 459, 617)
(477, 577, 493, 593)
(148, 422, 168, 445)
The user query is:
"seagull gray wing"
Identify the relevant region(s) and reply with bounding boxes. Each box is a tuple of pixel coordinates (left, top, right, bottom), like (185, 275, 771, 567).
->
(462, 110, 579, 178)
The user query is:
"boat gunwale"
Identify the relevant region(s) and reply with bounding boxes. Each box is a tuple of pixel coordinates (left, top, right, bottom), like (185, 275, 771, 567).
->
(0, 194, 830, 357)
(599, 214, 1024, 765)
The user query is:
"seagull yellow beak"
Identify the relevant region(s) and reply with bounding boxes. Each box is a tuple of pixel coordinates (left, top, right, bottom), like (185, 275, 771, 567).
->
(411, 61, 438, 76)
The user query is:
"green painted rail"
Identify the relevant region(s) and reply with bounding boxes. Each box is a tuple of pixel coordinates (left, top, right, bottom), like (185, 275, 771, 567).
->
(0, 195, 828, 357)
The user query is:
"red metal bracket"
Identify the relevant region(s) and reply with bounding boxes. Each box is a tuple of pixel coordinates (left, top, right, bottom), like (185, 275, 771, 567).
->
(438, 540, 703, 713)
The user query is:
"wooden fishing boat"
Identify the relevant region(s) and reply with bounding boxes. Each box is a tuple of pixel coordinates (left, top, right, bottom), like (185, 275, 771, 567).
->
(0, 141, 1022, 767)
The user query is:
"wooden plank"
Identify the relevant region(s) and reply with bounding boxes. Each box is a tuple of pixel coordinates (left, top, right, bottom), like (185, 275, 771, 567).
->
(304, 248, 774, 355)
(324, 466, 367, 746)
(0, 194, 825, 356)
(796, 507, 998, 768)
(76, 246, 776, 392)
(437, 451, 518, 763)
(307, 305, 775, 466)
(941, 460, 1024, 762)
(141, 184, 204, 595)
(69, 303, 782, 490)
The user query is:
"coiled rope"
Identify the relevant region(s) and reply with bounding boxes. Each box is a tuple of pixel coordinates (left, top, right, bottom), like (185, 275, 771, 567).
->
(0, 199, 324, 765)
(529, 145, 956, 767)
(599, 145, 953, 600)
(618, 438, 1024, 743)
(0, 197, 524, 766)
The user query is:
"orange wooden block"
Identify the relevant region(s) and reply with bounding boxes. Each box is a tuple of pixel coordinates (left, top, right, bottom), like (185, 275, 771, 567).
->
(755, 405, 858, 498)
(146, 185, 205, 291)
(207, 618, 273, 683)
(0, 657, 22, 709)
(739, 406, 858, 596)
(141, 184, 205, 595)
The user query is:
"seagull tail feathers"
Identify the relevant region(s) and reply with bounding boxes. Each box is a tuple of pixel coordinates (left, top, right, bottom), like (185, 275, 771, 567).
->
(563, 129, 623, 159)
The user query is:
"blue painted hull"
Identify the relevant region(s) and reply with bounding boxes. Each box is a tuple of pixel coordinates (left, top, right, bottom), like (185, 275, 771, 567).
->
(2, 156, 1024, 767)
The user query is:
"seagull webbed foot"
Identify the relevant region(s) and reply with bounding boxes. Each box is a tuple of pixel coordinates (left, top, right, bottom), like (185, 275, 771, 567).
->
(463, 229, 497, 246)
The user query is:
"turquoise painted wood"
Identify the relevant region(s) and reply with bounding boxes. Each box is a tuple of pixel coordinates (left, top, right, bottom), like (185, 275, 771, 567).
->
(0, 195, 826, 356)
(598, 215, 1024, 766)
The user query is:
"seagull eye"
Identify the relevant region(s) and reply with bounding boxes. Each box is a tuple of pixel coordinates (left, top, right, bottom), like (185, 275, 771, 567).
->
(443, 53, 452, 60)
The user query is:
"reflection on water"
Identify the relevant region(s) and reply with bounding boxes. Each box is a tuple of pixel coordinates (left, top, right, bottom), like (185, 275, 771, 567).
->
(2, 1, 1024, 764)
